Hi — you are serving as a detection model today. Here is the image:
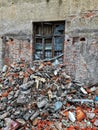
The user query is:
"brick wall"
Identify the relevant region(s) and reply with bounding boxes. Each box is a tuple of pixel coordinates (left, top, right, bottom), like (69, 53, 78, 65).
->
(64, 11, 98, 85)
(3, 38, 32, 66)
(1, 11, 98, 85)
(0, 38, 3, 70)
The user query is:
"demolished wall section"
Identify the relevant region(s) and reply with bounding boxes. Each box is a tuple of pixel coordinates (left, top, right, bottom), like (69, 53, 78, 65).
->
(1, 11, 98, 85)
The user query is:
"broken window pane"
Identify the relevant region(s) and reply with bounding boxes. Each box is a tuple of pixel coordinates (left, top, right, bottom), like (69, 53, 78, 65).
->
(35, 38, 43, 50)
(34, 51, 43, 60)
(54, 24, 64, 35)
(54, 37, 63, 51)
(45, 38, 52, 50)
(54, 51, 62, 56)
(45, 50, 52, 59)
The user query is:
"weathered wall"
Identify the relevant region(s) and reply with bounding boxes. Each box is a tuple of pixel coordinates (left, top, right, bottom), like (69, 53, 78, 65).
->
(3, 38, 32, 66)
(0, 0, 98, 35)
(0, 38, 3, 69)
(64, 12, 98, 85)
(0, 0, 98, 85)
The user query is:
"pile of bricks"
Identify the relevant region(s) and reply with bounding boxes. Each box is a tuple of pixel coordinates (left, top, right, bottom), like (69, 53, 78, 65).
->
(0, 60, 98, 130)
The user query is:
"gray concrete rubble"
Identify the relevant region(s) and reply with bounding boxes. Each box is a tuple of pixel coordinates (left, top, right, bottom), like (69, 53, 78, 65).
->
(0, 60, 98, 130)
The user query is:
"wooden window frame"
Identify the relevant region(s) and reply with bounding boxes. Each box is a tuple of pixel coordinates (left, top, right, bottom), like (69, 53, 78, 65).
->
(32, 21, 65, 62)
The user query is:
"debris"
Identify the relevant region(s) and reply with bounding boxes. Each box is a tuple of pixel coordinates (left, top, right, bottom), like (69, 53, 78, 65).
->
(0, 60, 97, 129)
(54, 101, 63, 111)
(94, 119, 98, 127)
(68, 111, 76, 122)
(48, 89, 53, 101)
(2, 65, 8, 73)
(4, 118, 20, 130)
(37, 98, 48, 108)
(30, 111, 39, 121)
(76, 107, 86, 121)
(68, 99, 94, 103)
(80, 87, 88, 94)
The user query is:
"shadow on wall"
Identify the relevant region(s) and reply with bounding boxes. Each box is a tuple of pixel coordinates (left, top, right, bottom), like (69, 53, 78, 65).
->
(46, 0, 62, 5)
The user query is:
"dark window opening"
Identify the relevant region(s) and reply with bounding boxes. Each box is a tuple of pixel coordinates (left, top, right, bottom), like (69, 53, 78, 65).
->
(9, 38, 14, 42)
(80, 37, 86, 41)
(32, 21, 65, 62)
(72, 37, 79, 44)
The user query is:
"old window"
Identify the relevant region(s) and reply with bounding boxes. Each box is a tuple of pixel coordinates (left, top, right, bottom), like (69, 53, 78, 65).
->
(32, 21, 65, 62)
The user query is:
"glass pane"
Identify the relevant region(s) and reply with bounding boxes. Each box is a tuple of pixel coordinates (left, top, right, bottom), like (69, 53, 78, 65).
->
(45, 38, 52, 50)
(54, 37, 63, 51)
(54, 24, 64, 35)
(54, 51, 62, 56)
(34, 51, 43, 60)
(35, 38, 43, 50)
(45, 50, 52, 59)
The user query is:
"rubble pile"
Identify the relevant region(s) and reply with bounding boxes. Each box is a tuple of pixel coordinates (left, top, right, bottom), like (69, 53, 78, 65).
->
(0, 60, 98, 130)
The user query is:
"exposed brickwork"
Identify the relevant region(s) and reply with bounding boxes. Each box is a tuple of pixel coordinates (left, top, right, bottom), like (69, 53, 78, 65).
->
(4, 39, 32, 66)
(64, 12, 98, 85)
(0, 38, 3, 70)
(2, 11, 98, 85)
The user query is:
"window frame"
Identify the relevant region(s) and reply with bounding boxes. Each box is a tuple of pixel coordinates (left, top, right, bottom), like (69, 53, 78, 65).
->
(32, 21, 65, 61)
